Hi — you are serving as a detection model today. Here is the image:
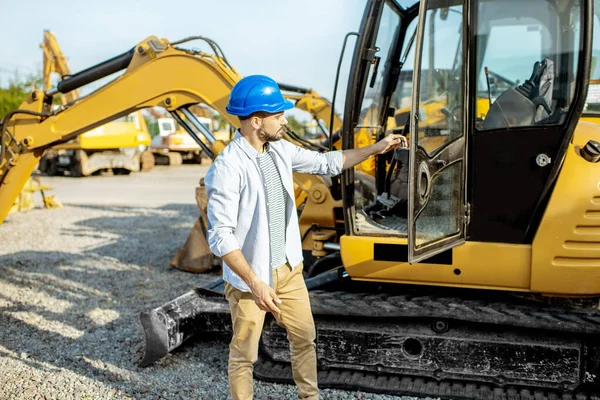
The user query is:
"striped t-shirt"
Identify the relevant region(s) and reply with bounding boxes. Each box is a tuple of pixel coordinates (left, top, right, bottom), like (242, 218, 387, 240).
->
(257, 150, 287, 269)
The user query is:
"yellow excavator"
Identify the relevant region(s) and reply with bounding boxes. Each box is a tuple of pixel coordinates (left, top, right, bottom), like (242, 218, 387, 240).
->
(38, 30, 154, 176)
(3, 0, 600, 395)
(278, 83, 343, 139)
(0, 35, 342, 249)
(146, 107, 199, 165)
(141, 0, 600, 398)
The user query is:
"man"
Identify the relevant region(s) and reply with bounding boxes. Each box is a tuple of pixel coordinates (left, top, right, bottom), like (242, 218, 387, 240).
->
(205, 75, 405, 400)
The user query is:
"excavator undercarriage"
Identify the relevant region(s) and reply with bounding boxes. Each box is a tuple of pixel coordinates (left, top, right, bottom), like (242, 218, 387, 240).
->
(140, 282, 600, 398)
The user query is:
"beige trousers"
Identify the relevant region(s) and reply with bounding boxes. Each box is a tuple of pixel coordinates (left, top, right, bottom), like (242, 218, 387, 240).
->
(224, 263, 318, 400)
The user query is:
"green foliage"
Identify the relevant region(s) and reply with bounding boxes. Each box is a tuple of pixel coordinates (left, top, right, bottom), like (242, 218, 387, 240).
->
(285, 115, 304, 134)
(0, 73, 56, 118)
(0, 80, 30, 118)
(0, 72, 63, 118)
(144, 116, 158, 138)
(212, 113, 227, 131)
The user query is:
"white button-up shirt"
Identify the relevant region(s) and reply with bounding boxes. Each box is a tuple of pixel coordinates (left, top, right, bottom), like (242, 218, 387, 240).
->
(205, 131, 343, 292)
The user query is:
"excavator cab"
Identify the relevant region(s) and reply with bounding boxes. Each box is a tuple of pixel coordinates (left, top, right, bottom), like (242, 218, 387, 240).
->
(342, 0, 596, 266)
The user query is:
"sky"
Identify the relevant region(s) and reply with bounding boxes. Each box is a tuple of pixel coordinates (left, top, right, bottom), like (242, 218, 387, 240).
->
(1, 0, 369, 119)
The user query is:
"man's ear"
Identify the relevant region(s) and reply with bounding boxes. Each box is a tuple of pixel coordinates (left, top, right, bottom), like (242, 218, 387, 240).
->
(250, 115, 262, 130)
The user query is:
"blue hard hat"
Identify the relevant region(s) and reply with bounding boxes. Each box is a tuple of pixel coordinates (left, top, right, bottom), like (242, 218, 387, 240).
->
(226, 75, 294, 117)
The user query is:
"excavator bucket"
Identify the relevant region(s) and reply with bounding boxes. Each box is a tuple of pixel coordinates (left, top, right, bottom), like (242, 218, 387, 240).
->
(139, 268, 343, 366)
(170, 182, 219, 273)
(139, 282, 230, 367)
(42, 194, 63, 209)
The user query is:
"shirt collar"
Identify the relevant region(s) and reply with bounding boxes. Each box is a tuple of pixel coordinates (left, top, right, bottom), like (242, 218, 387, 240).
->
(233, 130, 271, 159)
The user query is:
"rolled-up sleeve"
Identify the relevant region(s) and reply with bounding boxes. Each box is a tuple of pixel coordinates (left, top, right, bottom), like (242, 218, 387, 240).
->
(204, 161, 241, 257)
(285, 141, 343, 176)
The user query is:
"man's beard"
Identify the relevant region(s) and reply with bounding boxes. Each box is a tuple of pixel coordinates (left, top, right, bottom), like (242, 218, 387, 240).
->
(258, 127, 283, 142)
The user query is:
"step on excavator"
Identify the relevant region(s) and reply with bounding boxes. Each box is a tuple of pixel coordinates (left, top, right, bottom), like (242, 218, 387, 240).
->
(138, 0, 600, 399)
(38, 30, 154, 177)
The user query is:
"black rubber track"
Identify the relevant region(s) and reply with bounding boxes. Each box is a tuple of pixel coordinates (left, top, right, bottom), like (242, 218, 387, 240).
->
(254, 358, 600, 400)
(307, 290, 600, 334)
(254, 289, 600, 398)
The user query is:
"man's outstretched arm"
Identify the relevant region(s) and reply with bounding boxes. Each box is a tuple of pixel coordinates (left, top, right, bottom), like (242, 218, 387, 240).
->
(342, 134, 407, 170)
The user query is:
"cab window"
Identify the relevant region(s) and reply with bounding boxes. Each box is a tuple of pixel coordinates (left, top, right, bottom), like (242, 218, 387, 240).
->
(475, 0, 581, 131)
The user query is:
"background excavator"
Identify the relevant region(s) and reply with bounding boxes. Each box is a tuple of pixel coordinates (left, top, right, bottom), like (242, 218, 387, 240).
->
(146, 106, 202, 166)
(146, 104, 230, 166)
(2, 0, 600, 396)
(139, 0, 600, 398)
(38, 30, 154, 177)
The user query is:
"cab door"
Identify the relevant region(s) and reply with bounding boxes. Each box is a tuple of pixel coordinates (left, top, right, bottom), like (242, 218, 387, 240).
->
(341, 0, 415, 236)
(408, 0, 469, 263)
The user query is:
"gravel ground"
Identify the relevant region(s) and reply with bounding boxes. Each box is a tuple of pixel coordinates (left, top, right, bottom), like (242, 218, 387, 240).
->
(0, 171, 430, 400)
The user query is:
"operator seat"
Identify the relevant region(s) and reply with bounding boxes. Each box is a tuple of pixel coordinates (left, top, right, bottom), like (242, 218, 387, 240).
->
(483, 57, 554, 130)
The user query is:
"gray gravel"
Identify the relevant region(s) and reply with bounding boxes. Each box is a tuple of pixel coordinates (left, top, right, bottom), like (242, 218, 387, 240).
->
(0, 168, 429, 400)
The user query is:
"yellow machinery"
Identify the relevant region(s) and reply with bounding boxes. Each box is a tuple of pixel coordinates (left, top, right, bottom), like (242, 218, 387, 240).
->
(38, 30, 153, 176)
(3, 2, 600, 394)
(9, 176, 62, 215)
(278, 83, 343, 140)
(0, 36, 229, 223)
(2, 31, 345, 272)
(0, 35, 338, 238)
(280, 82, 377, 175)
(139, 0, 600, 398)
(146, 105, 222, 165)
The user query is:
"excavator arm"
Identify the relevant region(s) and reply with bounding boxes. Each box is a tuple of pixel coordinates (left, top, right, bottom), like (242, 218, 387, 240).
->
(0, 35, 244, 224)
(1, 34, 341, 238)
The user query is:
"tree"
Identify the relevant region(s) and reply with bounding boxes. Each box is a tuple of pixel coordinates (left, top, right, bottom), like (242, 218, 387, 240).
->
(0, 80, 30, 118)
(285, 115, 304, 134)
(212, 113, 227, 131)
(0, 73, 64, 119)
